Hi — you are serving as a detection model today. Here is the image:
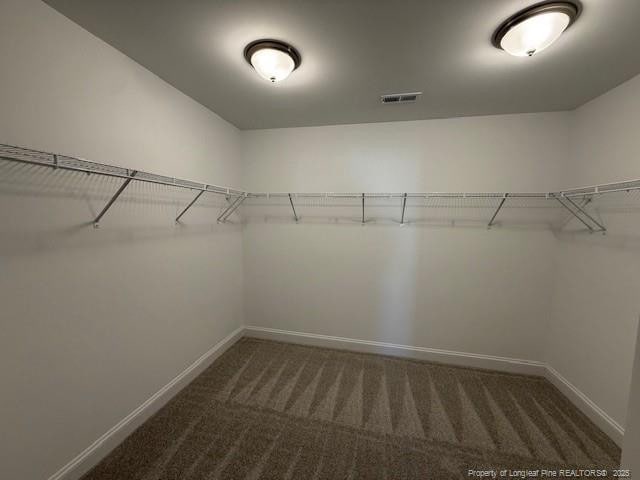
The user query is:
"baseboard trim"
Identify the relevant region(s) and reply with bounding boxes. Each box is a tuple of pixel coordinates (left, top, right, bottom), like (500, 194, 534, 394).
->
(243, 326, 547, 375)
(47, 323, 624, 480)
(48, 326, 244, 480)
(243, 326, 624, 446)
(545, 365, 624, 445)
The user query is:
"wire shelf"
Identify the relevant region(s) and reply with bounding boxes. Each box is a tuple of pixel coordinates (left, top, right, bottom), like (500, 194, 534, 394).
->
(1, 143, 639, 230)
(243, 193, 570, 228)
(0, 144, 246, 196)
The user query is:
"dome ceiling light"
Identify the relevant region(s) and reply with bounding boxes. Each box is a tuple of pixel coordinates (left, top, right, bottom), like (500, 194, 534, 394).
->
(244, 39, 301, 83)
(493, 2, 579, 57)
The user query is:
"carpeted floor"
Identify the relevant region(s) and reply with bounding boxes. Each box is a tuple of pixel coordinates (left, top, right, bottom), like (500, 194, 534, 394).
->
(82, 338, 620, 480)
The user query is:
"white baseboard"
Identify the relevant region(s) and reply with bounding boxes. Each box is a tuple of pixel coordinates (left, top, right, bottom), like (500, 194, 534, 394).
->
(243, 326, 547, 375)
(48, 323, 624, 480)
(545, 365, 624, 445)
(48, 326, 244, 480)
(244, 326, 624, 446)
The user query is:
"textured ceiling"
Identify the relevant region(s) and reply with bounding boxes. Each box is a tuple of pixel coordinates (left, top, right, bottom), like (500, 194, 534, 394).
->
(44, 0, 640, 130)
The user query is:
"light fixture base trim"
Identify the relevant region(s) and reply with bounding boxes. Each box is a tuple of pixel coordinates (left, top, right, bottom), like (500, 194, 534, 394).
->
(492, 1, 581, 54)
(244, 39, 302, 71)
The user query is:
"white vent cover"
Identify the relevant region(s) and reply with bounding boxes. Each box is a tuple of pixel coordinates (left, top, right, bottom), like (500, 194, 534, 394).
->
(381, 92, 422, 104)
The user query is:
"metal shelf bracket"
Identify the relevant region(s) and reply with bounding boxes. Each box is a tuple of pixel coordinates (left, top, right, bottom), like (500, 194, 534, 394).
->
(400, 193, 408, 225)
(563, 195, 606, 233)
(488, 193, 509, 229)
(554, 194, 606, 233)
(217, 194, 247, 223)
(175, 188, 206, 223)
(93, 171, 138, 228)
(288, 193, 299, 222)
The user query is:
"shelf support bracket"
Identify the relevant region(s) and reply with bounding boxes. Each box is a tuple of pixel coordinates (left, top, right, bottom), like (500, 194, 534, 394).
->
(362, 193, 365, 224)
(400, 193, 407, 224)
(288, 193, 299, 222)
(554, 195, 595, 232)
(563, 195, 606, 232)
(217, 195, 243, 223)
(218, 194, 246, 223)
(175, 189, 206, 223)
(488, 193, 509, 229)
(222, 195, 246, 222)
(94, 170, 138, 228)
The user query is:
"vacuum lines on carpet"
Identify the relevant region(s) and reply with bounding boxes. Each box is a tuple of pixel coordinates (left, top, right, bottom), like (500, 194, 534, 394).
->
(81, 338, 620, 479)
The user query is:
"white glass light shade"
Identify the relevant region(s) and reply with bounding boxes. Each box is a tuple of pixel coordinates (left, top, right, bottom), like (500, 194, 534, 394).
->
(250, 48, 295, 82)
(500, 11, 571, 56)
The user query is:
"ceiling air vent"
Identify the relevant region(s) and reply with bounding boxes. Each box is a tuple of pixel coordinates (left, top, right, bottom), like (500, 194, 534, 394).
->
(381, 92, 422, 104)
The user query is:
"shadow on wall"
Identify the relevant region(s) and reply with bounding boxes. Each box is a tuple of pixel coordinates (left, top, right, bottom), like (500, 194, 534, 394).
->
(553, 198, 640, 251)
(0, 159, 242, 256)
(241, 213, 570, 232)
(555, 230, 640, 252)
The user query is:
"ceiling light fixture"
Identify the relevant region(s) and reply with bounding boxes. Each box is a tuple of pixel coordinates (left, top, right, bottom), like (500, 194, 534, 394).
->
(244, 39, 301, 83)
(493, 2, 579, 57)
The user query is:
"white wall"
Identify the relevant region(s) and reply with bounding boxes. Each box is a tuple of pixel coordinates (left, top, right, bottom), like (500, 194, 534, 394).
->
(241, 84, 640, 444)
(546, 74, 640, 434)
(3, 0, 639, 475)
(0, 1, 243, 479)
(241, 113, 569, 361)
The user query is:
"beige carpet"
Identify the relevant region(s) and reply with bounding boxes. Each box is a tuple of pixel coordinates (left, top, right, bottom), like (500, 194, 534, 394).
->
(82, 338, 620, 479)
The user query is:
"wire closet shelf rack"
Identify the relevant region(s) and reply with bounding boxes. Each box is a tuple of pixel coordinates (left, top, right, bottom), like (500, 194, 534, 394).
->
(0, 143, 248, 226)
(2, 143, 639, 232)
